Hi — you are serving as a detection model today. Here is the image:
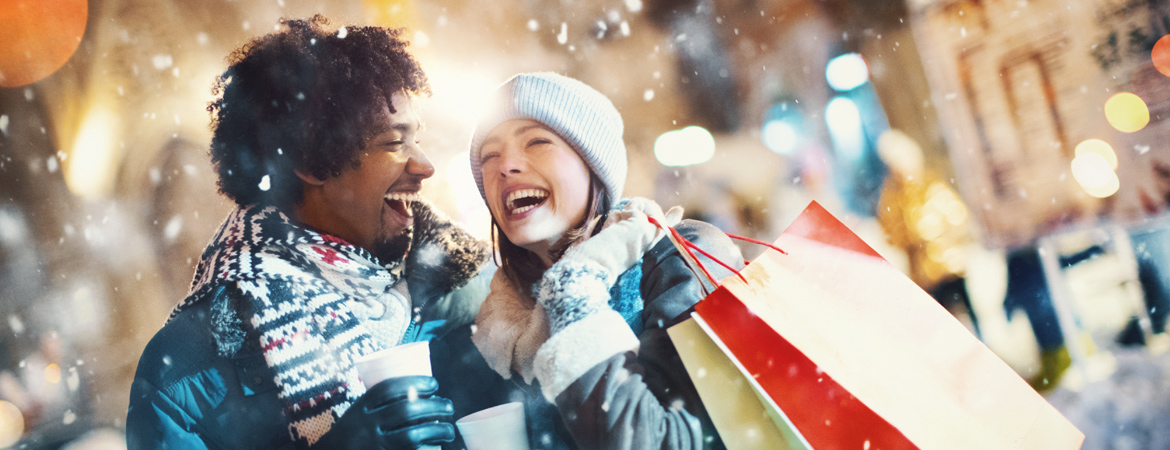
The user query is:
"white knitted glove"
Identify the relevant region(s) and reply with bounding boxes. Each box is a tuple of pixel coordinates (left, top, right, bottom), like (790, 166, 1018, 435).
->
(536, 197, 682, 334)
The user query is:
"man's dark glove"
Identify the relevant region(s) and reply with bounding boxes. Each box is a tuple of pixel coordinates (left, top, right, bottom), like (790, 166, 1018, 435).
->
(316, 376, 455, 449)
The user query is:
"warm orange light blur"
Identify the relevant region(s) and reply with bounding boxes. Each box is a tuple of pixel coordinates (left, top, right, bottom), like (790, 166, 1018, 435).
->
(65, 103, 120, 198)
(1071, 152, 1120, 198)
(0, 0, 88, 87)
(363, 0, 420, 29)
(1074, 139, 1118, 170)
(1083, 174, 1121, 198)
(1104, 93, 1149, 133)
(1154, 35, 1170, 77)
(0, 400, 22, 448)
(44, 363, 61, 384)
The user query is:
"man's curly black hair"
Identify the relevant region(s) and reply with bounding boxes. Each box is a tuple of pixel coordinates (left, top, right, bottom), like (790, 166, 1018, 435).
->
(207, 15, 431, 208)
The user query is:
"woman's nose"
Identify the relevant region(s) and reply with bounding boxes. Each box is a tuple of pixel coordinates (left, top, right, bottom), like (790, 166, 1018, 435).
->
(497, 150, 525, 176)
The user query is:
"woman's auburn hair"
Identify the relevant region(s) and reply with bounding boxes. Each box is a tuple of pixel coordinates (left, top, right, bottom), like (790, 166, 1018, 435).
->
(492, 172, 610, 290)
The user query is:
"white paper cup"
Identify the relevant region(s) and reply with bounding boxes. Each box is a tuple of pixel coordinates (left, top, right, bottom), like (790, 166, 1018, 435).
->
(355, 341, 438, 449)
(354, 341, 432, 389)
(456, 402, 530, 450)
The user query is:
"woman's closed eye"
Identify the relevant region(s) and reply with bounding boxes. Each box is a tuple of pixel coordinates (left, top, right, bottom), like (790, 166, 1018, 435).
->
(526, 138, 552, 148)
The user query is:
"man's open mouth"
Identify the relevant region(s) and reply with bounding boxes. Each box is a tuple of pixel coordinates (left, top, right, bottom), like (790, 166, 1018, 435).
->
(506, 188, 549, 216)
(384, 192, 420, 218)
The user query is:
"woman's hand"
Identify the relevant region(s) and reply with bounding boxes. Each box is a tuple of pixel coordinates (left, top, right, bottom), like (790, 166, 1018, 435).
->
(537, 198, 682, 335)
(576, 197, 683, 277)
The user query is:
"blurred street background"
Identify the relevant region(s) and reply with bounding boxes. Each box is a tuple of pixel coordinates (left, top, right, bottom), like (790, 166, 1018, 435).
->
(3, 0, 1170, 448)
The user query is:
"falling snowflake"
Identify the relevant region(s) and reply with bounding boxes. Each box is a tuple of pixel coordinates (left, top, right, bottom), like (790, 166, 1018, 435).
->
(7, 315, 24, 335)
(0, 208, 27, 244)
(338, 27, 348, 39)
(0, 115, 8, 136)
(557, 23, 568, 45)
(164, 216, 183, 242)
(416, 243, 443, 267)
(527, 19, 539, 31)
(63, 410, 76, 425)
(152, 55, 174, 70)
(414, 30, 430, 47)
(67, 367, 80, 392)
(259, 175, 271, 191)
(643, 89, 655, 101)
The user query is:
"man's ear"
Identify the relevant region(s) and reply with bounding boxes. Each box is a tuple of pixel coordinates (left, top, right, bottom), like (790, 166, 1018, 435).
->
(295, 170, 325, 186)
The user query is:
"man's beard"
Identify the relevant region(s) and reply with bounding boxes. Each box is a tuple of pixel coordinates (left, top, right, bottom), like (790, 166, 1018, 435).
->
(372, 226, 413, 265)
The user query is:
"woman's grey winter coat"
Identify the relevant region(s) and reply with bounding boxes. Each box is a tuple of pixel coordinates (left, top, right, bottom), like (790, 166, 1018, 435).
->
(435, 220, 743, 450)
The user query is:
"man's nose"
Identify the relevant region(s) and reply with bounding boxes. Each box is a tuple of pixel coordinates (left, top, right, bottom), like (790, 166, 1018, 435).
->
(405, 147, 435, 179)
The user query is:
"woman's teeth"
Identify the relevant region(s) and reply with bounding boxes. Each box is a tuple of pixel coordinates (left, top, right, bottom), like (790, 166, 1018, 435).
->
(506, 189, 549, 215)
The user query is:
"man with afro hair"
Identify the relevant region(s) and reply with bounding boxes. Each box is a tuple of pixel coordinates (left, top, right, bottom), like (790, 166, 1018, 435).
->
(126, 15, 493, 449)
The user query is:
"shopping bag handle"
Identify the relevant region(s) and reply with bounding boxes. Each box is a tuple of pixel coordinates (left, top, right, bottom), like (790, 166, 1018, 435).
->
(647, 217, 786, 290)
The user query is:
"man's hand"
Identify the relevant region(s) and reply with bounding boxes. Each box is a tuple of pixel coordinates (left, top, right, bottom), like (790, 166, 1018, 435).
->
(316, 376, 455, 449)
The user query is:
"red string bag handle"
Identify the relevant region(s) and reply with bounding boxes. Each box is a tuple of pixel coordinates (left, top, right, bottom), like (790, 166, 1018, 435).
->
(646, 216, 786, 291)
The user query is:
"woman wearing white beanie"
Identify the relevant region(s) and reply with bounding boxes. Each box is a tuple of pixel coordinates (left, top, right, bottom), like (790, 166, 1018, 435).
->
(453, 72, 743, 449)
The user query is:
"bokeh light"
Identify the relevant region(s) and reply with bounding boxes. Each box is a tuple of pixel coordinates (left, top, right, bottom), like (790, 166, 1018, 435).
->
(825, 96, 865, 161)
(0, 400, 23, 448)
(1074, 139, 1117, 170)
(65, 104, 120, 199)
(0, 0, 88, 87)
(44, 363, 61, 384)
(1103, 92, 1149, 133)
(825, 53, 869, 92)
(1153, 34, 1170, 77)
(1071, 152, 1120, 198)
(1083, 173, 1120, 198)
(762, 120, 799, 155)
(654, 126, 715, 167)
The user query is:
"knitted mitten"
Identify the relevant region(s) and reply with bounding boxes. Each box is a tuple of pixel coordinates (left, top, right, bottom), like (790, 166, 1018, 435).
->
(532, 198, 681, 400)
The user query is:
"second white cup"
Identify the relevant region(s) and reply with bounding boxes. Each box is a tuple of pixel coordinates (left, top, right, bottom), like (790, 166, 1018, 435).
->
(456, 402, 531, 450)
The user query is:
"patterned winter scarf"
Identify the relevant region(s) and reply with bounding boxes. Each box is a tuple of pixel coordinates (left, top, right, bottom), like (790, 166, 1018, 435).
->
(171, 205, 409, 446)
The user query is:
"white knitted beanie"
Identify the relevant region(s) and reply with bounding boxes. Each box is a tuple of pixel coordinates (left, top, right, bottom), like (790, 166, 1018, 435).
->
(469, 72, 627, 208)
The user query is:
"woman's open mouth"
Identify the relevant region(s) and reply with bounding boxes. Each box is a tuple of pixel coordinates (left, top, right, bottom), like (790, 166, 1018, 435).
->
(506, 188, 549, 218)
(384, 192, 419, 219)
